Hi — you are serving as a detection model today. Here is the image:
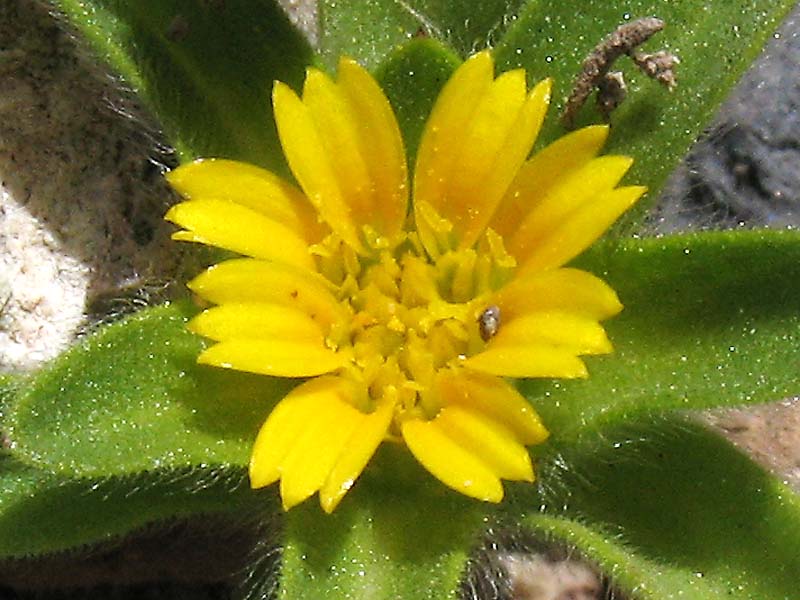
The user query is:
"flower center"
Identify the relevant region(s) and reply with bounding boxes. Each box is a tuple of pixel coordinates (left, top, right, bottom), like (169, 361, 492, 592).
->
(314, 229, 517, 425)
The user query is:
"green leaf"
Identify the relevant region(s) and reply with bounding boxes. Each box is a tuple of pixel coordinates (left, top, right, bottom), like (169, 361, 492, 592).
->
(281, 416, 800, 600)
(7, 301, 293, 477)
(317, 0, 526, 70)
(280, 445, 486, 600)
(375, 39, 460, 166)
(0, 456, 265, 559)
(494, 0, 795, 200)
(0, 373, 20, 412)
(52, 0, 313, 169)
(512, 417, 800, 599)
(523, 229, 800, 444)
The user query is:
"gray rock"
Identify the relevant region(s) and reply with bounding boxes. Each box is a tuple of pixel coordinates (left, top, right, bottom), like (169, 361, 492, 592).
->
(650, 3, 800, 231)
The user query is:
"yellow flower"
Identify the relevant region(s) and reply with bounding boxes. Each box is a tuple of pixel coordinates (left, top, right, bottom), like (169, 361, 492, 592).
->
(165, 51, 645, 513)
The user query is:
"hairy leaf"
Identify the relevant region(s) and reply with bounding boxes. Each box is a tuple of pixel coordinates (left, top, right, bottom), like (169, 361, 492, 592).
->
(51, 0, 313, 170)
(317, 0, 525, 70)
(280, 444, 486, 600)
(512, 417, 800, 600)
(7, 302, 293, 477)
(280, 416, 800, 600)
(523, 229, 800, 444)
(375, 39, 460, 165)
(0, 456, 265, 559)
(494, 0, 795, 201)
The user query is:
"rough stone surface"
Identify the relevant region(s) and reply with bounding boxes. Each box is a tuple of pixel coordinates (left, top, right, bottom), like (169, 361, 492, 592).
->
(704, 398, 800, 490)
(0, 0, 318, 373)
(0, 0, 182, 371)
(500, 554, 601, 600)
(649, 4, 800, 231)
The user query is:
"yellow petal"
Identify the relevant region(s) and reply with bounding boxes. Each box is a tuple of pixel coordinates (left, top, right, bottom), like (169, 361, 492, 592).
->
(435, 370, 548, 445)
(459, 77, 551, 248)
(188, 303, 328, 342)
(464, 346, 588, 379)
(249, 376, 349, 488)
(198, 339, 347, 377)
(319, 398, 394, 513)
(337, 58, 408, 240)
(273, 81, 364, 252)
(491, 125, 609, 238)
(414, 51, 494, 257)
(435, 405, 534, 481)
(509, 155, 634, 262)
(492, 311, 613, 355)
(187, 258, 345, 330)
(280, 390, 363, 510)
(520, 185, 647, 273)
(402, 418, 503, 502)
(165, 159, 325, 243)
(434, 70, 540, 248)
(302, 69, 374, 232)
(165, 199, 313, 270)
(491, 268, 622, 322)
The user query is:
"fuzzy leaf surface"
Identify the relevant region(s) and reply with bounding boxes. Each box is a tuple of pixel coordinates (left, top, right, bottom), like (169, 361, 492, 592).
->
(376, 39, 460, 165)
(494, 0, 795, 202)
(0, 456, 263, 559)
(280, 445, 487, 600)
(317, 0, 525, 70)
(280, 417, 800, 600)
(511, 417, 800, 600)
(51, 0, 313, 169)
(524, 229, 800, 445)
(7, 302, 293, 477)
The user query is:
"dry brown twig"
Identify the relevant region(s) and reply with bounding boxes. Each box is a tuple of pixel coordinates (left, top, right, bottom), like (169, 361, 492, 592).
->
(561, 17, 679, 128)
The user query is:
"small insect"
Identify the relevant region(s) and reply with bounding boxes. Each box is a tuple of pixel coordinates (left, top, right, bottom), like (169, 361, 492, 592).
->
(478, 305, 501, 342)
